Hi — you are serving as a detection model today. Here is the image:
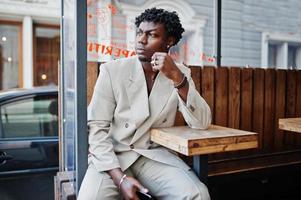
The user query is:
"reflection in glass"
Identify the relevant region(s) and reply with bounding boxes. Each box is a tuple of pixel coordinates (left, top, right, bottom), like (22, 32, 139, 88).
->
(62, 0, 76, 187)
(1, 96, 58, 138)
(34, 26, 60, 86)
(0, 24, 20, 90)
(87, 0, 215, 66)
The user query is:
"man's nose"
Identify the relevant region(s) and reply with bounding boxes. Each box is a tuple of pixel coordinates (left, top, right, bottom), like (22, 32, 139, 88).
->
(137, 33, 147, 44)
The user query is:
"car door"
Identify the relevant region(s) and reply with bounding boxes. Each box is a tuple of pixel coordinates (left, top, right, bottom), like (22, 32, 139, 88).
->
(0, 92, 59, 200)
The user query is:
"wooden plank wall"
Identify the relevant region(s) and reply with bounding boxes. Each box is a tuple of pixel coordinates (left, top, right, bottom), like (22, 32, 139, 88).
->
(188, 66, 301, 162)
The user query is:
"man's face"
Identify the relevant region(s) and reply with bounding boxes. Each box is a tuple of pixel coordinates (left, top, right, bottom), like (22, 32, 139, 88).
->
(135, 21, 168, 62)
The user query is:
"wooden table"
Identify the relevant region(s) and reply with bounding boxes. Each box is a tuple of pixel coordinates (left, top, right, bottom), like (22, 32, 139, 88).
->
(279, 118, 301, 133)
(150, 125, 258, 183)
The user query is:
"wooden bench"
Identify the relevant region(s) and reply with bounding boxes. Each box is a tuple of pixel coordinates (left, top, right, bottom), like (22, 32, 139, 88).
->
(279, 118, 301, 133)
(151, 125, 258, 183)
(54, 171, 75, 200)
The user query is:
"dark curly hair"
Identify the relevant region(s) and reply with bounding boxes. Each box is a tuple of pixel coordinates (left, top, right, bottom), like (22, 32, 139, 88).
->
(135, 7, 185, 45)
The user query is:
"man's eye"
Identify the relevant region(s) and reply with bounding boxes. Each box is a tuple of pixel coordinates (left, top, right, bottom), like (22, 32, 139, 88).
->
(136, 31, 142, 36)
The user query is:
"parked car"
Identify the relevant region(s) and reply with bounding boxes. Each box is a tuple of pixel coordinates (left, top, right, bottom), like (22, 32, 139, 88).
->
(0, 86, 58, 200)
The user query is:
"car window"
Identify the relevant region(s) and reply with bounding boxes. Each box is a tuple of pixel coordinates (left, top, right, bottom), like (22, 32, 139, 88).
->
(0, 95, 58, 138)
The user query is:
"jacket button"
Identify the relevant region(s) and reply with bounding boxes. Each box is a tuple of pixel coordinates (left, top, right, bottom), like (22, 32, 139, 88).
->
(189, 105, 195, 112)
(130, 144, 134, 149)
(149, 141, 153, 144)
(162, 118, 167, 123)
(125, 123, 129, 128)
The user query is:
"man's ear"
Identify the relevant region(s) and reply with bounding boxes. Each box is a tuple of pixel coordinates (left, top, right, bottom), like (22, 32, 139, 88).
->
(167, 36, 176, 48)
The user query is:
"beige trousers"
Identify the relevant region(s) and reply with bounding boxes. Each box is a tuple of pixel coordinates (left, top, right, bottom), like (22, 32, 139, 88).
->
(78, 156, 210, 200)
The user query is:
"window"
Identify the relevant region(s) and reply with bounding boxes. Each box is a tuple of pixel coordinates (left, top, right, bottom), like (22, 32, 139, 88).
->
(87, 0, 212, 66)
(0, 22, 22, 90)
(34, 25, 60, 86)
(262, 32, 301, 69)
(0, 96, 58, 138)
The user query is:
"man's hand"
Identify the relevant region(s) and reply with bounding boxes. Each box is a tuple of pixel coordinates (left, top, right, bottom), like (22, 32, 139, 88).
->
(151, 52, 183, 84)
(107, 168, 148, 200)
(120, 176, 149, 200)
(151, 52, 189, 102)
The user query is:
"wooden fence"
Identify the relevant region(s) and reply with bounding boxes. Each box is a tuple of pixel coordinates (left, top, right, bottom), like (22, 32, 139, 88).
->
(188, 66, 301, 176)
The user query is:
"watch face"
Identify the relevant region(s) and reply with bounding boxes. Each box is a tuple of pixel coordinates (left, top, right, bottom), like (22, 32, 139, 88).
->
(136, 191, 153, 200)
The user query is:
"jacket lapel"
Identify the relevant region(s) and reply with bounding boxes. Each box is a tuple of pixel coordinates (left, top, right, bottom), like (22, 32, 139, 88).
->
(125, 58, 150, 128)
(130, 72, 174, 144)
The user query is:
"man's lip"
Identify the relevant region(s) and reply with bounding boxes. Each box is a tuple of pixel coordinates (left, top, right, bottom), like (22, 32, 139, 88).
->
(136, 48, 146, 53)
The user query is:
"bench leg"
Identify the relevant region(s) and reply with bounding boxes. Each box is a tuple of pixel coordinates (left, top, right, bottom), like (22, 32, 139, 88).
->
(193, 155, 208, 185)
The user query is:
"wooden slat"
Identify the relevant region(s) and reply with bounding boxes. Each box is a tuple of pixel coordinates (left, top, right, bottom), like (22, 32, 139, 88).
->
(296, 70, 301, 117)
(241, 68, 253, 131)
(174, 111, 185, 126)
(208, 151, 301, 176)
(263, 69, 276, 151)
(296, 71, 301, 146)
(202, 67, 215, 123)
(285, 71, 297, 147)
(228, 67, 241, 129)
(214, 67, 228, 126)
(274, 70, 286, 150)
(252, 68, 265, 150)
(189, 66, 201, 93)
(87, 62, 99, 104)
(151, 125, 258, 156)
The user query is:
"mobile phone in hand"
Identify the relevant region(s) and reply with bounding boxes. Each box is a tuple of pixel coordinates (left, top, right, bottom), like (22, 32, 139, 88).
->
(136, 190, 153, 200)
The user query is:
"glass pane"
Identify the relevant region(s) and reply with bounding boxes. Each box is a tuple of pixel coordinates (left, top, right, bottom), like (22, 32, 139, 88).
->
(34, 26, 60, 86)
(1, 96, 58, 138)
(87, 0, 215, 66)
(221, 0, 301, 68)
(62, 0, 76, 178)
(268, 44, 278, 68)
(288, 45, 297, 69)
(0, 24, 20, 90)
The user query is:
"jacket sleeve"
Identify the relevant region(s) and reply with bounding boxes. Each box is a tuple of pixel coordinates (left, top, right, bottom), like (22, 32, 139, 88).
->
(87, 64, 120, 172)
(177, 66, 212, 129)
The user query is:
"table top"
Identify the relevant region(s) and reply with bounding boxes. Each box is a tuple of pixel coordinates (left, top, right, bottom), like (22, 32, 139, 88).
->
(150, 125, 258, 156)
(279, 118, 301, 133)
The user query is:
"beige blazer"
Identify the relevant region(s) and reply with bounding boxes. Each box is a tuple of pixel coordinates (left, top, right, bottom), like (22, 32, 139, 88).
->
(87, 56, 211, 172)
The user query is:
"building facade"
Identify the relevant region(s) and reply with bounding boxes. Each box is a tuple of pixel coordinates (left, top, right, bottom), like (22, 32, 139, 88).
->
(117, 0, 301, 69)
(0, 0, 300, 90)
(0, 0, 60, 90)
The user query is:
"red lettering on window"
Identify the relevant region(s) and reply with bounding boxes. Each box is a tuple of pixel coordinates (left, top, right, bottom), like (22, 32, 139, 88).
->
(114, 48, 121, 57)
(130, 51, 136, 57)
(105, 46, 113, 55)
(121, 50, 129, 57)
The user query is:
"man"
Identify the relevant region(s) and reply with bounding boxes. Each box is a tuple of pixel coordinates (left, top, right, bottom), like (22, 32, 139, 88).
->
(78, 7, 211, 200)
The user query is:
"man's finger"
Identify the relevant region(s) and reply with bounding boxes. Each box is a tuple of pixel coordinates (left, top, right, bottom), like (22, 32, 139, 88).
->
(133, 181, 148, 193)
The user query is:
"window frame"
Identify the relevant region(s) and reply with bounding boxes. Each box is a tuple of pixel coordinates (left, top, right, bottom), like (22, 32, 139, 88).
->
(0, 20, 23, 88)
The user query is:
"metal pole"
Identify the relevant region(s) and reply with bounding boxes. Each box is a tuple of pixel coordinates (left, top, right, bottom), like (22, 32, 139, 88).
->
(193, 155, 208, 185)
(214, 0, 222, 67)
(75, 0, 87, 194)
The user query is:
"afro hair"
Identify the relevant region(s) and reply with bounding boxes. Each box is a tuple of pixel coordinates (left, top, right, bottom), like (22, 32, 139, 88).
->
(135, 7, 185, 45)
